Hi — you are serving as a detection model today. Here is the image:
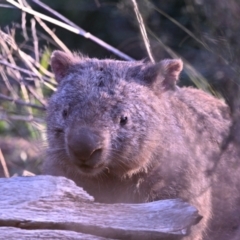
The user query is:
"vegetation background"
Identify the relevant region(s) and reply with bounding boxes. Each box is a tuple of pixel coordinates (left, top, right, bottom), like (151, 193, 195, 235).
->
(0, 0, 240, 177)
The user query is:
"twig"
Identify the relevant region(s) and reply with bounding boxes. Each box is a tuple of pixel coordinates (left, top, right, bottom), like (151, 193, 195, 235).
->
(0, 59, 55, 85)
(0, 149, 10, 178)
(19, 0, 29, 40)
(0, 29, 55, 94)
(6, 0, 134, 61)
(31, 18, 39, 62)
(26, 85, 47, 106)
(0, 4, 14, 8)
(31, 0, 90, 31)
(22, 170, 35, 176)
(21, 0, 71, 54)
(0, 30, 34, 116)
(131, 0, 154, 63)
(0, 59, 56, 93)
(0, 93, 46, 110)
(0, 68, 18, 99)
(0, 30, 55, 79)
(1, 112, 45, 123)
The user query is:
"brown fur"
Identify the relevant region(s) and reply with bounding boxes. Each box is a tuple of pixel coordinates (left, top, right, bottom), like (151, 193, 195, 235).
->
(43, 50, 240, 240)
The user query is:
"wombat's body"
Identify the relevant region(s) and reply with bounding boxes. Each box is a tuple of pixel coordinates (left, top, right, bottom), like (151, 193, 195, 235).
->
(43, 51, 240, 240)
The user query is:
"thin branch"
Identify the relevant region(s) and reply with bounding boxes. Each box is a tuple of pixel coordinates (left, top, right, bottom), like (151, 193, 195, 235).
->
(131, 0, 155, 63)
(21, 0, 71, 54)
(0, 4, 14, 8)
(31, 18, 39, 62)
(31, 0, 81, 31)
(0, 59, 55, 85)
(0, 58, 57, 92)
(0, 149, 10, 178)
(22, 170, 35, 176)
(0, 112, 44, 123)
(26, 85, 47, 106)
(0, 29, 57, 92)
(0, 93, 46, 110)
(0, 31, 34, 116)
(7, 0, 134, 61)
(0, 69, 18, 99)
(20, 0, 29, 40)
(0, 30, 55, 79)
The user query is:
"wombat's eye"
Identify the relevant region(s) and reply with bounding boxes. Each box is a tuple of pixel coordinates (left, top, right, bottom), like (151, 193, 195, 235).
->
(62, 109, 68, 118)
(120, 116, 128, 126)
(54, 128, 63, 133)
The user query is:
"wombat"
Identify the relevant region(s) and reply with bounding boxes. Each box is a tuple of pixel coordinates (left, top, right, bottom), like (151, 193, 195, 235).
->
(43, 50, 240, 240)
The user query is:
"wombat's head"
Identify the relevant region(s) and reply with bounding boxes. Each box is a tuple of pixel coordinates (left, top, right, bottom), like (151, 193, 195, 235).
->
(47, 51, 182, 178)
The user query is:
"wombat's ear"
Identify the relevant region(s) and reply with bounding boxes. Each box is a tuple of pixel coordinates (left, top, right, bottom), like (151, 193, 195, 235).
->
(51, 50, 74, 83)
(144, 59, 183, 91)
(160, 59, 183, 87)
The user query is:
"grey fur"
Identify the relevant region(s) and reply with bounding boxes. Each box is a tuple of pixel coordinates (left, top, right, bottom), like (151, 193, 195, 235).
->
(43, 51, 240, 240)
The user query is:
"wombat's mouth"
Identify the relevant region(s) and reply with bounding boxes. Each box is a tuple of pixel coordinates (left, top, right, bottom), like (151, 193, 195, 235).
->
(75, 162, 105, 176)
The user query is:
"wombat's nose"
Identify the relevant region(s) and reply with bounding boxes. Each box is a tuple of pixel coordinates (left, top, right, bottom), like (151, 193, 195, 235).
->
(67, 127, 102, 162)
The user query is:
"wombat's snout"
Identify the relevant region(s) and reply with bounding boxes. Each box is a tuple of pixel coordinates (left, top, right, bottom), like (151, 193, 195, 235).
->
(67, 127, 104, 169)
